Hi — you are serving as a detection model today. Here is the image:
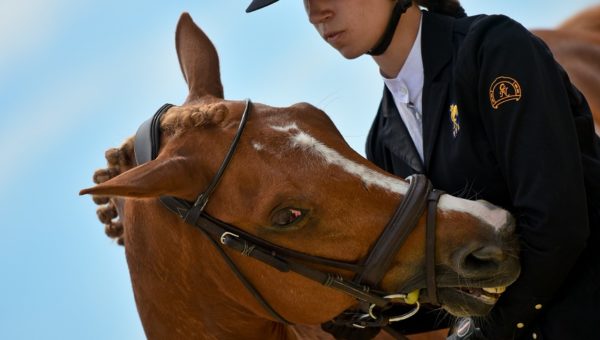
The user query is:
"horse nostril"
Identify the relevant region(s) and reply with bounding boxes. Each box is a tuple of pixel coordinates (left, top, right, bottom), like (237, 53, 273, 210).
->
(460, 246, 506, 274)
(472, 246, 505, 262)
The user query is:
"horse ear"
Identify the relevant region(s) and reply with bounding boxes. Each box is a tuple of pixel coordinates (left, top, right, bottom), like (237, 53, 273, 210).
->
(175, 12, 224, 103)
(79, 156, 192, 198)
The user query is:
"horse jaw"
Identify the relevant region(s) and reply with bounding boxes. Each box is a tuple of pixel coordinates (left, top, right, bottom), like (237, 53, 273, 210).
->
(176, 12, 224, 103)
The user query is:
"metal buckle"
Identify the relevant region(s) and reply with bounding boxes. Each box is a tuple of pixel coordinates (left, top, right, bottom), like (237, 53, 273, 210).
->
(368, 294, 421, 323)
(220, 231, 239, 245)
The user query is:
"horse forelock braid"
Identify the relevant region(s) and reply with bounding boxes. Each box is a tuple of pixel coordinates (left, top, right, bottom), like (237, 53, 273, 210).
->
(91, 137, 135, 246)
(416, 0, 467, 18)
(160, 103, 228, 135)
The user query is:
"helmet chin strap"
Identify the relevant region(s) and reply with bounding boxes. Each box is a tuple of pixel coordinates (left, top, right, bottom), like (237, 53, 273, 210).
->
(367, 0, 414, 56)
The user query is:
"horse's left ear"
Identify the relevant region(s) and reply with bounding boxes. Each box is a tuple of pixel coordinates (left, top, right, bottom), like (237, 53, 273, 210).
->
(79, 156, 193, 198)
(175, 12, 224, 103)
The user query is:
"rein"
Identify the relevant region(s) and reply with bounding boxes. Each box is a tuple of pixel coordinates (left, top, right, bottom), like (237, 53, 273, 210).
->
(133, 99, 443, 330)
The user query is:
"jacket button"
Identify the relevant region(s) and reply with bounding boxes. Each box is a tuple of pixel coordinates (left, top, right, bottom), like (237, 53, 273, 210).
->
(517, 323, 525, 329)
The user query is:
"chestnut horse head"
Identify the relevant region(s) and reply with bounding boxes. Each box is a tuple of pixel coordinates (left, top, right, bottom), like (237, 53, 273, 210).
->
(533, 4, 600, 134)
(81, 13, 520, 339)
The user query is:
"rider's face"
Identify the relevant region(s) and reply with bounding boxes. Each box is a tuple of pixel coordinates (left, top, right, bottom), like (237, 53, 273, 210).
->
(303, 0, 396, 59)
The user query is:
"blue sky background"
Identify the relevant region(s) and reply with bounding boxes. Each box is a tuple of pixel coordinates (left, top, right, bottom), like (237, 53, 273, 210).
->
(0, 1, 597, 339)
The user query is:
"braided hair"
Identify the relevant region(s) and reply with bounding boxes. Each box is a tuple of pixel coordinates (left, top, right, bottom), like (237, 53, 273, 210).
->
(416, 0, 467, 18)
(91, 137, 135, 246)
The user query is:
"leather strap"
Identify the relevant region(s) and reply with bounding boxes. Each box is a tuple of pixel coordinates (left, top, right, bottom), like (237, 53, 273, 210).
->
(169, 202, 394, 308)
(193, 223, 292, 324)
(134, 103, 173, 165)
(184, 99, 252, 223)
(367, 0, 413, 56)
(159, 196, 366, 272)
(356, 174, 432, 286)
(426, 189, 444, 305)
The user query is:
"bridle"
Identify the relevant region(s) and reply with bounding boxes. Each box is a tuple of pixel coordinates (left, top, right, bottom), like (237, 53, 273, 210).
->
(133, 99, 443, 330)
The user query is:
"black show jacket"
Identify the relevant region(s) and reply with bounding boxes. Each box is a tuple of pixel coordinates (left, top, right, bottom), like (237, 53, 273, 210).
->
(367, 11, 600, 340)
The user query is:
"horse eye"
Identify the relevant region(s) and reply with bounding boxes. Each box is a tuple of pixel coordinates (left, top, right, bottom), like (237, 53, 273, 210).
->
(272, 208, 305, 227)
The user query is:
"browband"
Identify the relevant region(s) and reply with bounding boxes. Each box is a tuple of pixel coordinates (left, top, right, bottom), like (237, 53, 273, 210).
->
(134, 103, 174, 165)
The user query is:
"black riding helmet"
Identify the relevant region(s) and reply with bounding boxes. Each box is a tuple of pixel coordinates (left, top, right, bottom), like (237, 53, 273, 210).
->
(245, 0, 413, 56)
(246, 0, 279, 13)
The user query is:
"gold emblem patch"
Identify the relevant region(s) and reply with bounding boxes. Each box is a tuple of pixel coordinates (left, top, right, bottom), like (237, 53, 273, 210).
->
(489, 76, 522, 109)
(450, 104, 460, 137)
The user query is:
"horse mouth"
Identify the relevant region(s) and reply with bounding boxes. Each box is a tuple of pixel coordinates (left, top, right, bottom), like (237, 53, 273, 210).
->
(455, 286, 505, 304)
(437, 286, 507, 316)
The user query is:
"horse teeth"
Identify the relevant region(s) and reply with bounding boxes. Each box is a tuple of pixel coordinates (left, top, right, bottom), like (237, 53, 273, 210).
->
(482, 287, 506, 294)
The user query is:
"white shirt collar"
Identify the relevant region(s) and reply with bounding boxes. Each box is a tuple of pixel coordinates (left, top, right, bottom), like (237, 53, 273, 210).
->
(382, 17, 424, 105)
(380, 16, 425, 162)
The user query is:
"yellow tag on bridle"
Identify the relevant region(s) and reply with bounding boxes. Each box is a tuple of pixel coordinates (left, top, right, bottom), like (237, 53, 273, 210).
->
(405, 289, 420, 305)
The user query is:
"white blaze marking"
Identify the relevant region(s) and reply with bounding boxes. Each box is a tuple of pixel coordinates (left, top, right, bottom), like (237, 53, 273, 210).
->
(270, 123, 409, 195)
(268, 123, 509, 232)
(439, 196, 510, 232)
(271, 123, 299, 133)
(252, 142, 264, 151)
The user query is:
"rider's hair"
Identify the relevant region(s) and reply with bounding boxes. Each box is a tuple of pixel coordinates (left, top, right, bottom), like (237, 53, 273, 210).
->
(416, 0, 466, 18)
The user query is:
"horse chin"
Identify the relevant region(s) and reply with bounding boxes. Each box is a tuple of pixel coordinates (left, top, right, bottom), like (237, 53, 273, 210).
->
(437, 287, 500, 317)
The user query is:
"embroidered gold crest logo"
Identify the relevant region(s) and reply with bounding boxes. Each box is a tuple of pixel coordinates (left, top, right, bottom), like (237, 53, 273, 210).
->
(489, 76, 522, 109)
(450, 104, 460, 137)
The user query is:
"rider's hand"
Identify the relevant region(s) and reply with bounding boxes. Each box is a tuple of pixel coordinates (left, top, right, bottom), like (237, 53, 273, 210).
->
(447, 318, 487, 340)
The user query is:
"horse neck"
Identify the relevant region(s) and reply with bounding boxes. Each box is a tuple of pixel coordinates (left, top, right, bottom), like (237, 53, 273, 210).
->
(123, 200, 299, 339)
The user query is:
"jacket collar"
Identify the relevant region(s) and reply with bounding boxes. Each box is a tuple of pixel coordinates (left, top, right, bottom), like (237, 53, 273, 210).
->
(421, 11, 454, 169)
(422, 11, 454, 82)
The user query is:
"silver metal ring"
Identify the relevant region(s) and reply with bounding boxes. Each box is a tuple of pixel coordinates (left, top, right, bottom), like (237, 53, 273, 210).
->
(368, 294, 421, 322)
(388, 301, 420, 322)
(220, 231, 239, 245)
(381, 293, 407, 301)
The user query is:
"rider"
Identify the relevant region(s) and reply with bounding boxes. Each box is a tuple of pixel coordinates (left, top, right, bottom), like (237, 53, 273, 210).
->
(246, 1, 600, 339)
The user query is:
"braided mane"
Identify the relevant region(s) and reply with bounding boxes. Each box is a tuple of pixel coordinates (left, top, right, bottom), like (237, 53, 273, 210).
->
(92, 137, 134, 245)
(161, 102, 229, 134)
(90, 102, 229, 245)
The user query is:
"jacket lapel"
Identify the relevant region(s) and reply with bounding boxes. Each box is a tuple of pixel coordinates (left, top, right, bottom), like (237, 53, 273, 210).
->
(380, 87, 425, 173)
(421, 11, 454, 170)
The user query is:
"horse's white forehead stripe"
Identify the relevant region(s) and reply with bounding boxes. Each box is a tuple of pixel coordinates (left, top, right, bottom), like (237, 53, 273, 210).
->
(270, 123, 299, 132)
(439, 196, 509, 232)
(270, 123, 409, 195)
(268, 123, 509, 233)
